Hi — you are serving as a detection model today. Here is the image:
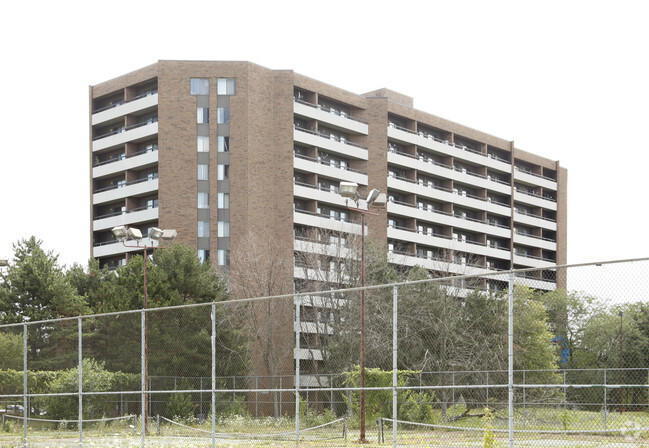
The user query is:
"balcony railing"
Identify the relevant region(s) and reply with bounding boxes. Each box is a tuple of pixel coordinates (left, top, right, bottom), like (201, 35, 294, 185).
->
(514, 165, 557, 183)
(514, 209, 556, 223)
(294, 98, 367, 124)
(94, 204, 158, 221)
(93, 175, 157, 193)
(514, 186, 557, 203)
(293, 152, 367, 175)
(294, 125, 368, 149)
(93, 90, 158, 114)
(93, 146, 158, 167)
(294, 208, 358, 225)
(388, 123, 514, 163)
(93, 117, 158, 141)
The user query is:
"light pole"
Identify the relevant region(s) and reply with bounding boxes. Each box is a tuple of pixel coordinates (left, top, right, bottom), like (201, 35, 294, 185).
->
(339, 182, 385, 443)
(111, 226, 177, 434)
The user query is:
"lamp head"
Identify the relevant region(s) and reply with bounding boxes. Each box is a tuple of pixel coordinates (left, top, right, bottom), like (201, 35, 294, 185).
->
(127, 228, 143, 240)
(366, 189, 386, 207)
(149, 227, 164, 241)
(111, 226, 128, 240)
(339, 182, 359, 200)
(161, 229, 178, 241)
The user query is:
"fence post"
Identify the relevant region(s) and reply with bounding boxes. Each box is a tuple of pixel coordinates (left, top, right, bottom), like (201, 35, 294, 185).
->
(392, 284, 398, 448)
(157, 414, 160, 436)
(140, 310, 145, 448)
(452, 372, 455, 422)
(78, 316, 83, 448)
(295, 298, 301, 444)
(23, 323, 27, 448)
(522, 370, 526, 430)
(604, 369, 607, 430)
(211, 302, 216, 448)
(508, 271, 514, 448)
(255, 376, 259, 418)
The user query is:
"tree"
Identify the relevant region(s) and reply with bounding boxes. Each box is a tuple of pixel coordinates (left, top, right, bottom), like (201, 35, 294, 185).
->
(0, 331, 23, 370)
(229, 231, 295, 417)
(0, 237, 87, 370)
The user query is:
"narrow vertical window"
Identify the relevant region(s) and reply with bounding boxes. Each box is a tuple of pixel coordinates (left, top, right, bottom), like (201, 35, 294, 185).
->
(217, 136, 229, 152)
(198, 164, 209, 180)
(217, 193, 230, 209)
(198, 192, 209, 208)
(217, 164, 229, 180)
(198, 221, 210, 237)
(217, 221, 230, 237)
(197, 136, 209, 152)
(218, 249, 230, 266)
(197, 108, 209, 124)
(217, 108, 229, 124)
(198, 250, 210, 263)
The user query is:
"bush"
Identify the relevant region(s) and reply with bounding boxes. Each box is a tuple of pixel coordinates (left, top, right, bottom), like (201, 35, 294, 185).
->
(343, 367, 436, 424)
(164, 392, 194, 419)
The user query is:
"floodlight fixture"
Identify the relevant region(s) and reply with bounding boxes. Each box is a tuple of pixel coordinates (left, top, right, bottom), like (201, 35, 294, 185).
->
(161, 229, 178, 241)
(127, 228, 143, 240)
(366, 188, 387, 208)
(112, 226, 128, 240)
(149, 227, 164, 241)
(339, 182, 359, 200)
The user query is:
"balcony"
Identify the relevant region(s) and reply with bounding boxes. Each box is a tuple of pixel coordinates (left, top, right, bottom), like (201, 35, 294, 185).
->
(387, 176, 511, 216)
(513, 188, 557, 211)
(93, 206, 159, 231)
(513, 166, 558, 191)
(387, 125, 511, 173)
(293, 210, 362, 235)
(93, 121, 158, 152)
(387, 200, 511, 238)
(93, 177, 158, 205)
(387, 150, 510, 195)
(294, 99, 368, 135)
(93, 149, 158, 178)
(294, 126, 368, 160)
(92, 237, 161, 258)
(293, 182, 351, 207)
(92, 93, 158, 126)
(293, 153, 367, 186)
(387, 226, 510, 260)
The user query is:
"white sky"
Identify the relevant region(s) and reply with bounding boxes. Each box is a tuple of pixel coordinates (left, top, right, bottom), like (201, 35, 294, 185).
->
(1, 0, 648, 270)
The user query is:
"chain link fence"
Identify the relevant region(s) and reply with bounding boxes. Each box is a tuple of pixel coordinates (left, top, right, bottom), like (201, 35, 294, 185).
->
(1, 258, 648, 447)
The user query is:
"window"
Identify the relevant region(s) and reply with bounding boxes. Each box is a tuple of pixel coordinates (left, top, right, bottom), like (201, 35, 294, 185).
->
(197, 136, 209, 152)
(217, 164, 229, 180)
(146, 198, 158, 209)
(198, 250, 210, 263)
(198, 192, 209, 208)
(217, 107, 229, 124)
(217, 136, 229, 152)
(217, 193, 230, 209)
(217, 78, 236, 95)
(190, 78, 209, 95)
(218, 221, 230, 237)
(218, 249, 230, 266)
(198, 164, 209, 180)
(198, 221, 210, 237)
(197, 107, 209, 123)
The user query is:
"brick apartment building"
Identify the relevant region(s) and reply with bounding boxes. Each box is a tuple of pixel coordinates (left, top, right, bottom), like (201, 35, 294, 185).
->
(89, 60, 566, 381)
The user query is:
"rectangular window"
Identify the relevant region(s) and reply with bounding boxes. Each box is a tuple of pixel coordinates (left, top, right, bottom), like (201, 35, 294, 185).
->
(190, 78, 209, 95)
(217, 164, 229, 180)
(197, 107, 209, 123)
(198, 221, 210, 237)
(217, 136, 229, 152)
(217, 193, 230, 209)
(197, 136, 209, 152)
(217, 249, 230, 266)
(198, 192, 209, 208)
(217, 107, 229, 124)
(198, 249, 210, 263)
(217, 221, 230, 237)
(217, 78, 236, 95)
(198, 164, 209, 180)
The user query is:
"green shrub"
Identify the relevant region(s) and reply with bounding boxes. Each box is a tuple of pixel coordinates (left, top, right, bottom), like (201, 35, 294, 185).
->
(164, 392, 194, 419)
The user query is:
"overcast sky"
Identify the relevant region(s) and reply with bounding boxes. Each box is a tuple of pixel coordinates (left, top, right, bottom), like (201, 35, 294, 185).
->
(1, 0, 647, 271)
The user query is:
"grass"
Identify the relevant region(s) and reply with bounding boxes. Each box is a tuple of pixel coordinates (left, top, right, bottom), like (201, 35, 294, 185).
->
(3, 408, 649, 447)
